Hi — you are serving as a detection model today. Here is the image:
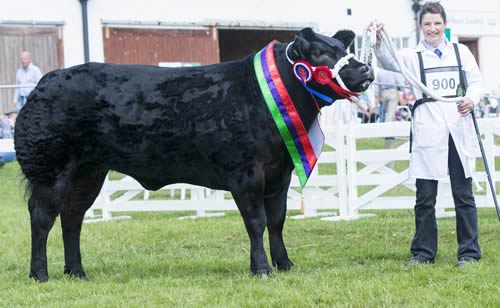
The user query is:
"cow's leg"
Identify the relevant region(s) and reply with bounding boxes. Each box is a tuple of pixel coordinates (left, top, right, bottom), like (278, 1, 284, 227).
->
(232, 173, 271, 276)
(28, 183, 60, 282)
(61, 167, 107, 280)
(264, 173, 293, 271)
(28, 167, 73, 282)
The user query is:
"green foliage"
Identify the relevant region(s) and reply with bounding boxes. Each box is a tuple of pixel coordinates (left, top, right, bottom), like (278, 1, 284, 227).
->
(1, 162, 500, 307)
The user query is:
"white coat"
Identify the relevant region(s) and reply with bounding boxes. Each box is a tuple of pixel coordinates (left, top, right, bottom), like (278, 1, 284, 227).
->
(375, 41, 483, 180)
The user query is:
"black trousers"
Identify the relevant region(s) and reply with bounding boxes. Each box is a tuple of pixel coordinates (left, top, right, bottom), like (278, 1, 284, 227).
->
(411, 135, 481, 260)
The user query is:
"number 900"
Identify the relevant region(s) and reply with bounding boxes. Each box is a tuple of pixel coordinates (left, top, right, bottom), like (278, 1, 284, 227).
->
(432, 78, 456, 90)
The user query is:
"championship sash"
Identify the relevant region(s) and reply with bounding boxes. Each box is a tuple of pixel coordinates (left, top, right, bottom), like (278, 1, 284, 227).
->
(253, 41, 324, 187)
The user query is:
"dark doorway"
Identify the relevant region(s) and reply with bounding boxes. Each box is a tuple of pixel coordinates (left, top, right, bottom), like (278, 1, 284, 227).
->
(459, 38, 479, 67)
(218, 29, 299, 62)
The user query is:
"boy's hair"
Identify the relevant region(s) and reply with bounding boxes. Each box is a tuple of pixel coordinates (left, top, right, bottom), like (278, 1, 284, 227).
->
(419, 1, 447, 25)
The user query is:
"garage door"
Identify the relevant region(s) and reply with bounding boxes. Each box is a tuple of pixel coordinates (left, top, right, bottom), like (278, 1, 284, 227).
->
(103, 27, 219, 66)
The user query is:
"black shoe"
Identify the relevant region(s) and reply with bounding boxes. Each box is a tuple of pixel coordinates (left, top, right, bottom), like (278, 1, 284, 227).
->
(404, 257, 434, 268)
(456, 257, 478, 268)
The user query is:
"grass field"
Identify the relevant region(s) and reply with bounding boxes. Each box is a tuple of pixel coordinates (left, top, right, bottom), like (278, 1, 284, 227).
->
(1, 157, 500, 306)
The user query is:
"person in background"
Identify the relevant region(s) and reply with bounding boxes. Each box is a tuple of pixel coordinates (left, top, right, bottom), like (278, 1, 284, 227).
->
(487, 90, 498, 116)
(0, 108, 17, 167)
(4, 108, 17, 136)
(13, 51, 43, 110)
(370, 1, 483, 268)
(374, 66, 405, 122)
(357, 90, 378, 123)
(479, 95, 489, 117)
(395, 85, 414, 121)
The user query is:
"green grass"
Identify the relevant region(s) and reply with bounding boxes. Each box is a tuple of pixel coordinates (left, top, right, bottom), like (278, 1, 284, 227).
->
(1, 162, 500, 307)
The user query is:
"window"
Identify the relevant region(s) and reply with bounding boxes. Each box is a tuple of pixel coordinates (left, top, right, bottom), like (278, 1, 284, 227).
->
(354, 35, 409, 59)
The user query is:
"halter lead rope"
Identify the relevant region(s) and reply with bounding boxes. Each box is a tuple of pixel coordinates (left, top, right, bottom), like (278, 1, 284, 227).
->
(359, 23, 377, 66)
(360, 27, 463, 103)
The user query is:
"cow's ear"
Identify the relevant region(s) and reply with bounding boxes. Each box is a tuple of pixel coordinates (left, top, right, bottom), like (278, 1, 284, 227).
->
(332, 30, 355, 49)
(289, 28, 313, 60)
(298, 27, 315, 41)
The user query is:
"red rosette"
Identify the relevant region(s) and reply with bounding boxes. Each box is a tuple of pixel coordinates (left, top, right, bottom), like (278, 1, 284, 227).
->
(313, 66, 333, 85)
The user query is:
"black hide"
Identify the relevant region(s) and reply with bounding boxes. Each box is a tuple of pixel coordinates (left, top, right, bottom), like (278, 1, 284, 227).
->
(15, 27, 374, 281)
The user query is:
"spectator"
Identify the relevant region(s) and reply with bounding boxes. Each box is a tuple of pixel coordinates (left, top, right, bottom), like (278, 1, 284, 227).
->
(488, 90, 498, 116)
(14, 51, 43, 110)
(480, 95, 489, 117)
(356, 91, 377, 123)
(0, 108, 17, 167)
(374, 67, 405, 122)
(395, 86, 414, 121)
(4, 108, 17, 135)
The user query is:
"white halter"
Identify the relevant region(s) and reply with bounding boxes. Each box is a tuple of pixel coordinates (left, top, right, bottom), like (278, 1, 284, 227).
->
(285, 42, 357, 93)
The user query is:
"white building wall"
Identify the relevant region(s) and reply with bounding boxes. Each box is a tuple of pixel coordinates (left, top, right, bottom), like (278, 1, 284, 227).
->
(479, 37, 500, 93)
(442, 0, 500, 92)
(1, 0, 499, 93)
(1, 0, 415, 65)
(88, 0, 415, 63)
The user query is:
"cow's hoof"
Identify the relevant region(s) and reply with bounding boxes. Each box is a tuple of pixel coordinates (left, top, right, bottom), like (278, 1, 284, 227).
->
(65, 272, 89, 281)
(64, 267, 88, 280)
(29, 271, 48, 283)
(251, 266, 273, 277)
(273, 259, 294, 272)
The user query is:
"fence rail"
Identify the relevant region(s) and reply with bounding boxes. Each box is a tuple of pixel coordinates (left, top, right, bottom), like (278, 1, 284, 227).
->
(2, 117, 498, 222)
(86, 117, 500, 222)
(0, 84, 36, 114)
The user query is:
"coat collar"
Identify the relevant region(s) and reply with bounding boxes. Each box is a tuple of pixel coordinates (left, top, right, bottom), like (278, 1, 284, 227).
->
(415, 38, 450, 54)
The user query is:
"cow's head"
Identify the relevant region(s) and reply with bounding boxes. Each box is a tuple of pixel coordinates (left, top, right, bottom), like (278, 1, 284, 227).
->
(288, 28, 374, 96)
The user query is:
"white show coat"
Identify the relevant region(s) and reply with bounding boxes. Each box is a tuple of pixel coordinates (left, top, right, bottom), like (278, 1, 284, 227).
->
(375, 41, 483, 180)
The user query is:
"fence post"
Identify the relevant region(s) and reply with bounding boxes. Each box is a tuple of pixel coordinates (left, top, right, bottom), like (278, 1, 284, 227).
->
(337, 120, 348, 217)
(324, 120, 376, 221)
(84, 175, 113, 222)
(322, 118, 351, 221)
(85, 175, 131, 223)
(346, 120, 358, 217)
(100, 176, 113, 220)
(177, 188, 225, 219)
(485, 121, 496, 206)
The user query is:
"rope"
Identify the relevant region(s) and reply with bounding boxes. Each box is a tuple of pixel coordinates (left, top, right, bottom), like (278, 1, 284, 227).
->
(361, 27, 463, 103)
(359, 24, 377, 66)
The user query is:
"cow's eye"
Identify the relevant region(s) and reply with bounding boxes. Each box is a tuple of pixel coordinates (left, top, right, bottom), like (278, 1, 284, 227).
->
(311, 49, 322, 58)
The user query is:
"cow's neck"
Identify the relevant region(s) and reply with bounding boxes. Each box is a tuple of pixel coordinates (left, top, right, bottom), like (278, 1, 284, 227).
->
(271, 43, 320, 131)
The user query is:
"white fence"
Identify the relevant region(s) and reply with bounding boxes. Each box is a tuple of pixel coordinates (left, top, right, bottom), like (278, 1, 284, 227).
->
(2, 117, 498, 222)
(86, 117, 500, 222)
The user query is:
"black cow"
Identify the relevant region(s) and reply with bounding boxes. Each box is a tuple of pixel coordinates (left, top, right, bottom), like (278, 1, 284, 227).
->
(15, 28, 374, 282)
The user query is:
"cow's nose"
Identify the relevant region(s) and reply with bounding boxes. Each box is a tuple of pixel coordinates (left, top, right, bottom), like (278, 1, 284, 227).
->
(360, 65, 370, 73)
